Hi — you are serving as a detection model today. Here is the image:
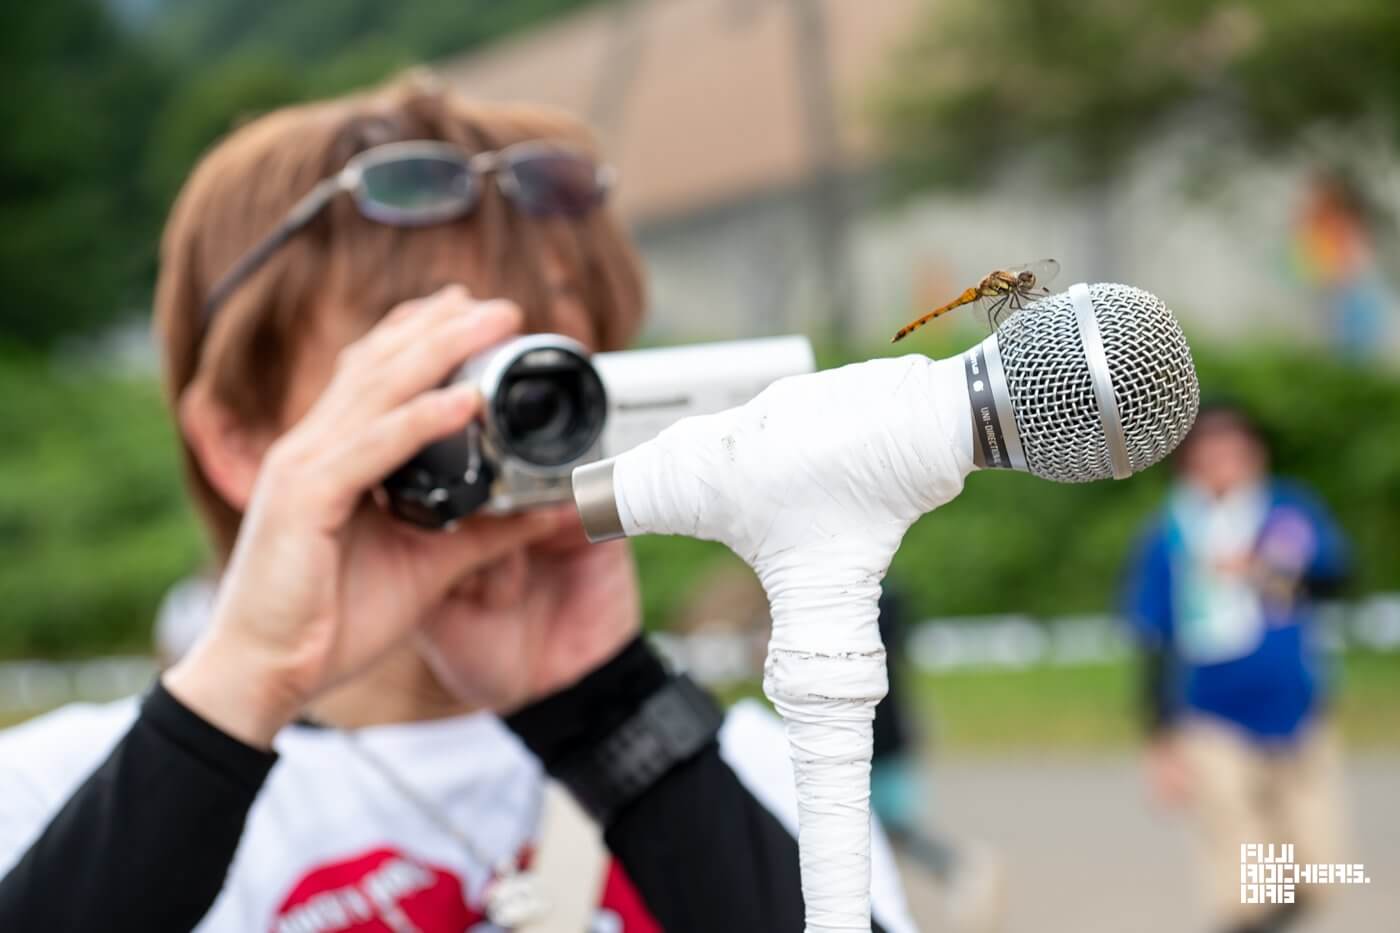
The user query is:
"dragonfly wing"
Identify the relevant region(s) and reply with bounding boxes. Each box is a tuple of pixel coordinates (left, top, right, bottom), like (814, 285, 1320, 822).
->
(978, 292, 1014, 330)
(1007, 258, 1061, 291)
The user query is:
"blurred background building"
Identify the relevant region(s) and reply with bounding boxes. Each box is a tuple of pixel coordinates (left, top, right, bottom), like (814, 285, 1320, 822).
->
(436, 0, 1397, 351)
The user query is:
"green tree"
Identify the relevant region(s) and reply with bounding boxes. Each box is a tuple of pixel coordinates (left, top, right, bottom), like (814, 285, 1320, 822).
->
(0, 0, 609, 351)
(144, 51, 305, 207)
(876, 0, 1400, 191)
(0, 0, 171, 348)
(146, 0, 609, 69)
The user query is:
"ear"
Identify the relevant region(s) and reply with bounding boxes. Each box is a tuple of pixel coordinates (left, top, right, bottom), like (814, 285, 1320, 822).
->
(178, 382, 274, 512)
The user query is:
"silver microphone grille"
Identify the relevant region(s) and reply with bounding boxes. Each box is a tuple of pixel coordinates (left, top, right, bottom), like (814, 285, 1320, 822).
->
(995, 283, 1200, 483)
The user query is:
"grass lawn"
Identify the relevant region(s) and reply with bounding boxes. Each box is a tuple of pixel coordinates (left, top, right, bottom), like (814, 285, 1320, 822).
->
(910, 650, 1400, 754)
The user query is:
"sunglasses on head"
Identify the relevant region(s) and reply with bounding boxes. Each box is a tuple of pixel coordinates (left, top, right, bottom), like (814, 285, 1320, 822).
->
(202, 139, 615, 319)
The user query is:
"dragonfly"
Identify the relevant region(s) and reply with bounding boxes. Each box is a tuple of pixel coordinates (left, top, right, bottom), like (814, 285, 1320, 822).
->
(891, 259, 1061, 342)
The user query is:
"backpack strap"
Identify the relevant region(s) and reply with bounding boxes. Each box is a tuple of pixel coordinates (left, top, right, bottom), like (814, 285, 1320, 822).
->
(518, 780, 610, 932)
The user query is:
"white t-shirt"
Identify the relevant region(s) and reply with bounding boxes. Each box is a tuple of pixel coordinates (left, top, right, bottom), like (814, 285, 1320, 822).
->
(1170, 484, 1271, 665)
(0, 696, 916, 932)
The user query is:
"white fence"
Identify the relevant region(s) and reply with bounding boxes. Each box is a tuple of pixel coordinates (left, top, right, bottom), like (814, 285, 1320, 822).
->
(0, 657, 156, 715)
(3, 596, 1398, 713)
(656, 594, 1400, 686)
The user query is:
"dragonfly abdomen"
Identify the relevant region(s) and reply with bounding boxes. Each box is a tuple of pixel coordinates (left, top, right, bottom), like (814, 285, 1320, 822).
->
(890, 287, 981, 342)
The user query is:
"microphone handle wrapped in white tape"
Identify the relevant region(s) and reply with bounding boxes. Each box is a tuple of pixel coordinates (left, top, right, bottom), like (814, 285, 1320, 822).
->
(611, 353, 974, 932)
(571, 284, 1200, 933)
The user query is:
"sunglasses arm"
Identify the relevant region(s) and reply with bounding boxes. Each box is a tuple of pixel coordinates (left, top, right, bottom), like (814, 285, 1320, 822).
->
(201, 177, 345, 320)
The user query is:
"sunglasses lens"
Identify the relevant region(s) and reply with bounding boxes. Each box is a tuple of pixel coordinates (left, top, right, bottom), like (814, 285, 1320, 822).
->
(508, 152, 607, 217)
(360, 155, 474, 222)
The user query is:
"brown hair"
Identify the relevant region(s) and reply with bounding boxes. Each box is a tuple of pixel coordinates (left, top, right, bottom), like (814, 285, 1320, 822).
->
(155, 77, 646, 560)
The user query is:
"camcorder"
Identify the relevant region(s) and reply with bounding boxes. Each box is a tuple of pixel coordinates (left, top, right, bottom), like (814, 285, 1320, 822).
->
(383, 334, 814, 528)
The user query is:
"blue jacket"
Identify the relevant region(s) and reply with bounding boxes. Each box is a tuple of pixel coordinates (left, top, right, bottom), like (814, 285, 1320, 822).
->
(1122, 481, 1348, 741)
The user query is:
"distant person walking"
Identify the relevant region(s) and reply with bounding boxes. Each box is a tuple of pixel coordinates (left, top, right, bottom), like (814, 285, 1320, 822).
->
(1121, 402, 1350, 933)
(1293, 169, 1393, 358)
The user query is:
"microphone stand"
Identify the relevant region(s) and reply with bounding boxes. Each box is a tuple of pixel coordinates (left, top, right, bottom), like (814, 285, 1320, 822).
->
(574, 353, 974, 932)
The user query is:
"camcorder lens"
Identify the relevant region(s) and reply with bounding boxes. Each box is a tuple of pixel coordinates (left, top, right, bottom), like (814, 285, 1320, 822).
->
(505, 378, 574, 437)
(493, 347, 605, 467)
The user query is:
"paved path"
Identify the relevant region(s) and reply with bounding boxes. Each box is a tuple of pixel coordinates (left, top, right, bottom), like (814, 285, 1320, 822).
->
(896, 752, 1398, 932)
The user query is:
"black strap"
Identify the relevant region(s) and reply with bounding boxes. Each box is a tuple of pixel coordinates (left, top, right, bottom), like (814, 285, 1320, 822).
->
(554, 674, 723, 825)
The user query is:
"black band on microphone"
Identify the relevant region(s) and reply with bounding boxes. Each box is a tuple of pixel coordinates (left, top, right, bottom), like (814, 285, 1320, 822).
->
(964, 346, 1012, 470)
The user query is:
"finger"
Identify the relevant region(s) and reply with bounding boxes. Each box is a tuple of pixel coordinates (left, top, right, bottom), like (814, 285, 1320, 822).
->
(310, 381, 484, 514)
(415, 509, 561, 601)
(349, 299, 518, 415)
(313, 292, 520, 428)
(479, 548, 529, 610)
(368, 298, 521, 406)
(359, 285, 499, 371)
(380, 283, 472, 330)
(359, 284, 476, 361)
(296, 288, 473, 432)
(527, 504, 593, 553)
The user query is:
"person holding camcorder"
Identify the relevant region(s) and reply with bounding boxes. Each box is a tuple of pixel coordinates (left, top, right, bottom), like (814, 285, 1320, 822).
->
(0, 79, 916, 933)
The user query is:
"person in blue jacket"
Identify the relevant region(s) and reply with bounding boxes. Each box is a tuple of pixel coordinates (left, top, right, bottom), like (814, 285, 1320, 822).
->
(1122, 401, 1351, 933)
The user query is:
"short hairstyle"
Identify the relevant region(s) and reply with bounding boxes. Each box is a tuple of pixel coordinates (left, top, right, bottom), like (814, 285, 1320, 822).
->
(155, 77, 646, 560)
(1173, 397, 1271, 470)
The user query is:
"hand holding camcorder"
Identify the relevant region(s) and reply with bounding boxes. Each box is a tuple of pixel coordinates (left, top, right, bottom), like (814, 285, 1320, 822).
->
(383, 333, 816, 527)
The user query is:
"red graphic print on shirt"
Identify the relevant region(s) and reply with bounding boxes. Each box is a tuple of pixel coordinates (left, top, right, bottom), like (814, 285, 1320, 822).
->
(273, 847, 476, 933)
(272, 847, 660, 933)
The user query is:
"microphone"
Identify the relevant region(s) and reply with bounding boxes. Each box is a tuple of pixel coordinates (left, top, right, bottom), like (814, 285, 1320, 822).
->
(960, 281, 1198, 482)
(569, 283, 1199, 933)
(574, 282, 1199, 539)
